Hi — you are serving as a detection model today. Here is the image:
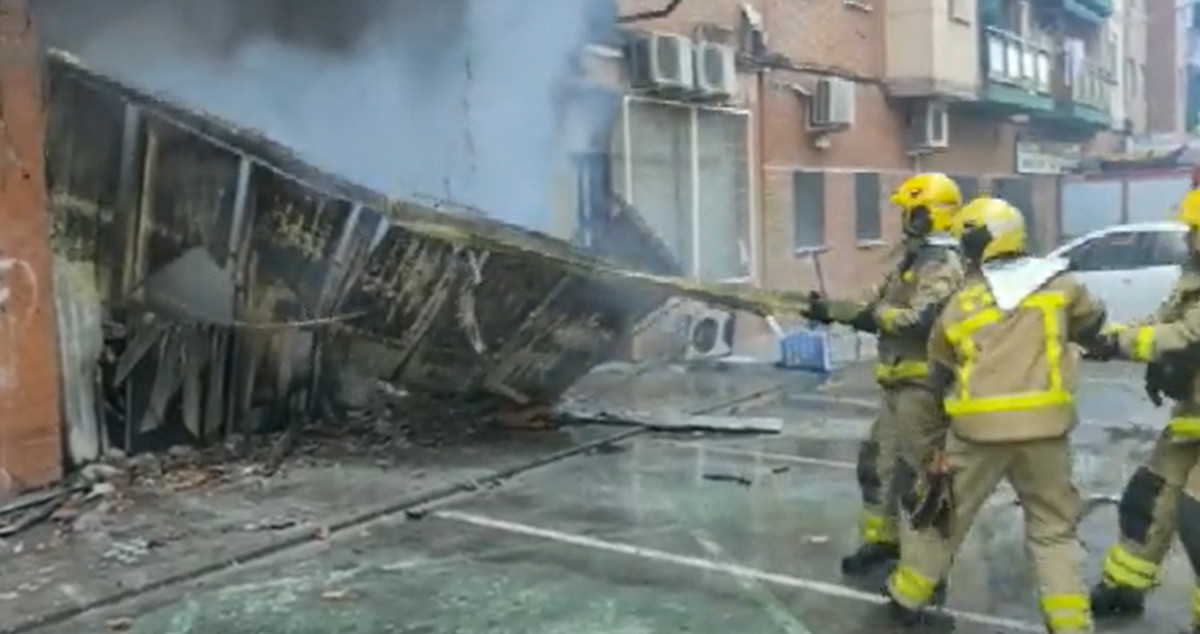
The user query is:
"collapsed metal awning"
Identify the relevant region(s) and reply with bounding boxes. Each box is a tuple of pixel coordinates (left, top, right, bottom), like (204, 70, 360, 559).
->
(45, 49, 682, 460)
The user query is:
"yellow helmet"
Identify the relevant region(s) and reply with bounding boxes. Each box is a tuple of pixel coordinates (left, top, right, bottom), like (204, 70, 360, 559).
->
(1178, 189, 1200, 229)
(890, 172, 962, 235)
(954, 196, 1027, 262)
(1176, 188, 1200, 256)
(950, 192, 993, 238)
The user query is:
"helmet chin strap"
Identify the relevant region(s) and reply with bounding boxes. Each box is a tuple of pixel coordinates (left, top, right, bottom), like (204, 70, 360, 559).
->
(961, 225, 992, 264)
(903, 206, 932, 238)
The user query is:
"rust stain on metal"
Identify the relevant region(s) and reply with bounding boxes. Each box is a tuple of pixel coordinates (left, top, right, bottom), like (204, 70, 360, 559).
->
(0, 0, 62, 492)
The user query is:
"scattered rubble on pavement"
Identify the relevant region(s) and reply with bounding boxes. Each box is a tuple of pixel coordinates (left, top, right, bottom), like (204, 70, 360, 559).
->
(0, 381, 517, 554)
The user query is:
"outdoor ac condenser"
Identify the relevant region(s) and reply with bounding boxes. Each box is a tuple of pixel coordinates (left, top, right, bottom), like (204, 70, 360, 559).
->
(693, 41, 736, 100)
(628, 32, 695, 95)
(684, 308, 735, 359)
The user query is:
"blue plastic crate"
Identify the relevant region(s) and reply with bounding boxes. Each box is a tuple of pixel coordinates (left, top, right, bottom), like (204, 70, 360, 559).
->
(778, 327, 834, 373)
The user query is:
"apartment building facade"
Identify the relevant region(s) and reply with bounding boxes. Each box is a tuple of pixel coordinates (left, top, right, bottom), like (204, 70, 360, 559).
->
(599, 0, 1140, 302)
(1112, 0, 1148, 134)
(1145, 0, 1190, 133)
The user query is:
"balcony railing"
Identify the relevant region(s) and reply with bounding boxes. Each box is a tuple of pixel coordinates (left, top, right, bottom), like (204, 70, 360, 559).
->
(1064, 57, 1111, 110)
(984, 26, 1053, 94)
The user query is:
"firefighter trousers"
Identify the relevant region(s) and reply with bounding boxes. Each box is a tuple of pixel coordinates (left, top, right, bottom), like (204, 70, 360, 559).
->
(888, 434, 1092, 633)
(855, 384, 944, 545)
(1174, 449, 1200, 627)
(1099, 427, 1200, 594)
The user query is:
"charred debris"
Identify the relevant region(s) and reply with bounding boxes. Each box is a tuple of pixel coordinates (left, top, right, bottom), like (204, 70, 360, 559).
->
(45, 48, 687, 466)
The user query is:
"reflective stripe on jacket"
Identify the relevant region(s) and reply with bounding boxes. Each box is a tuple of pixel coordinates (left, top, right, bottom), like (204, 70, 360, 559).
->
(1117, 266, 1200, 439)
(928, 272, 1105, 442)
(868, 239, 963, 387)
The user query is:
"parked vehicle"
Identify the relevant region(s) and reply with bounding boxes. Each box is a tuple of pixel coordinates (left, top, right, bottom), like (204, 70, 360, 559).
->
(1048, 222, 1189, 324)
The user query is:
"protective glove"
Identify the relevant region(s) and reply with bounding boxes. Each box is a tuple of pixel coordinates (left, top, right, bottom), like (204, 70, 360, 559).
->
(805, 291, 832, 324)
(905, 452, 954, 539)
(848, 307, 878, 334)
(1145, 362, 1165, 407)
(1083, 331, 1120, 361)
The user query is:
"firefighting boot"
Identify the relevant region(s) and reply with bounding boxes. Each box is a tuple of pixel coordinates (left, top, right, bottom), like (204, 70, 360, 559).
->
(1089, 581, 1145, 618)
(841, 542, 900, 576)
(930, 580, 948, 607)
(886, 596, 922, 627)
(882, 583, 948, 627)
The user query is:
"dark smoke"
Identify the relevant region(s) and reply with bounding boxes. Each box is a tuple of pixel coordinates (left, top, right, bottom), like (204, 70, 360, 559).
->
(32, 0, 618, 234)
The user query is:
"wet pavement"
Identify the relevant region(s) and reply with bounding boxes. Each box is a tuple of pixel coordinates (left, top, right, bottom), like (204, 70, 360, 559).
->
(9, 360, 1200, 634)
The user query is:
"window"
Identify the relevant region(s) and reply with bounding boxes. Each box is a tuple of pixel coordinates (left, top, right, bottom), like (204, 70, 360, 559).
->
(854, 172, 882, 241)
(793, 170, 825, 250)
(612, 99, 751, 280)
(1065, 231, 1144, 271)
(1144, 230, 1189, 266)
(696, 109, 752, 280)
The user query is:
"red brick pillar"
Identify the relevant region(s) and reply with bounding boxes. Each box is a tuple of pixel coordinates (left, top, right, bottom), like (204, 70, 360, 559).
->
(0, 0, 62, 495)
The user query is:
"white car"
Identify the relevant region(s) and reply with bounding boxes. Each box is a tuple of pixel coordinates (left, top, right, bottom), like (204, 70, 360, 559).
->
(1048, 222, 1189, 324)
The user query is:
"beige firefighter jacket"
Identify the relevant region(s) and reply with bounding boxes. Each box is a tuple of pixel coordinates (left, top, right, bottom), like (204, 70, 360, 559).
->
(864, 236, 964, 387)
(1116, 264, 1200, 435)
(927, 268, 1106, 443)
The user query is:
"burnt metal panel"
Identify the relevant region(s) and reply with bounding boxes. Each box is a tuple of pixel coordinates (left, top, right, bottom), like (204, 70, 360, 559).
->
(42, 49, 675, 452)
(140, 117, 242, 278)
(44, 69, 126, 298)
(590, 194, 682, 276)
(246, 165, 359, 314)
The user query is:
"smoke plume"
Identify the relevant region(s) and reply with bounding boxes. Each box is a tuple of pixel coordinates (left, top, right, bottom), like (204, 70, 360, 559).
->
(32, 0, 618, 233)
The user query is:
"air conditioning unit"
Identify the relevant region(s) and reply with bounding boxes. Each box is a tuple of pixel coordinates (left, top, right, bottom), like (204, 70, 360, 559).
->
(908, 100, 950, 150)
(684, 308, 735, 359)
(628, 32, 695, 94)
(808, 77, 856, 130)
(693, 41, 737, 100)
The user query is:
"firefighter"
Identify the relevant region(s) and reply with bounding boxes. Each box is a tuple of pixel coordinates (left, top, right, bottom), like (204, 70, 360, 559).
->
(1086, 187, 1200, 631)
(807, 172, 964, 576)
(884, 196, 1107, 633)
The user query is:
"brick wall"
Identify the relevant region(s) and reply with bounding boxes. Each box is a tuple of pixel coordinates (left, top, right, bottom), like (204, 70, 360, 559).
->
(0, 5, 63, 495)
(618, 0, 1060, 301)
(618, 0, 1067, 361)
